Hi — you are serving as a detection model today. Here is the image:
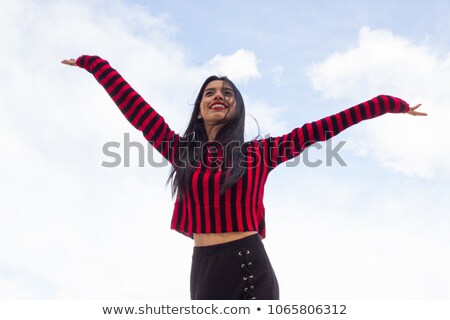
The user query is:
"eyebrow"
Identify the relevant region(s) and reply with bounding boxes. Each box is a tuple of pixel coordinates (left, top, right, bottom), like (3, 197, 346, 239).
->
(204, 87, 233, 92)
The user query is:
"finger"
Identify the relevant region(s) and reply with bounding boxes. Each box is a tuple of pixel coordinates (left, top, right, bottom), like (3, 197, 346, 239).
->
(410, 103, 422, 110)
(410, 111, 428, 116)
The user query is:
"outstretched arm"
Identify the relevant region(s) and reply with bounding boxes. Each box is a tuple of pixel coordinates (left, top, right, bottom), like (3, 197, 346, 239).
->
(264, 95, 426, 169)
(61, 56, 179, 163)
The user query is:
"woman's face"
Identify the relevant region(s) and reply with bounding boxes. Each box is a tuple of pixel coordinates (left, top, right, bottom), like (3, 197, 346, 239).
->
(199, 80, 236, 125)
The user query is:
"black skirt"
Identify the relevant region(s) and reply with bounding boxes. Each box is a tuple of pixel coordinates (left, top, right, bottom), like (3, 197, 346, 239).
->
(190, 234, 279, 300)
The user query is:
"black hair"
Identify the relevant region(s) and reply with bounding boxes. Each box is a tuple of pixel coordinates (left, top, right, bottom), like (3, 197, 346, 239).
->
(166, 76, 246, 199)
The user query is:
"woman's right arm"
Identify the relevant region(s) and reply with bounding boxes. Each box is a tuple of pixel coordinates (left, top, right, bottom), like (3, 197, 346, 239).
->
(62, 55, 179, 163)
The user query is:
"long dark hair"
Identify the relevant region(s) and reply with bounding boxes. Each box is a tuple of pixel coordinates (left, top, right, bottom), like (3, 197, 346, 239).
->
(166, 76, 246, 199)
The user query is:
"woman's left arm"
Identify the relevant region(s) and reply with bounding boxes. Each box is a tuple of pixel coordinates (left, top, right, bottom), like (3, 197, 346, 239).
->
(264, 95, 426, 169)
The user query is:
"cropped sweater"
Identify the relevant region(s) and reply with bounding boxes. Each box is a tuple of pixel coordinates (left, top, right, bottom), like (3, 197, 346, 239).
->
(76, 55, 410, 239)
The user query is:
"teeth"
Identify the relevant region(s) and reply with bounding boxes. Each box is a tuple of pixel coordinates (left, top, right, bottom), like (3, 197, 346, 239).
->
(211, 104, 226, 110)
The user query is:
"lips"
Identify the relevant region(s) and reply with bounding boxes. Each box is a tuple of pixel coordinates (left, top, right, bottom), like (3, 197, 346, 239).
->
(210, 103, 228, 110)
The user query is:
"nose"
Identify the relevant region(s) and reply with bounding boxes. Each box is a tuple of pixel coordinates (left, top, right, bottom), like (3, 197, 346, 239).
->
(213, 91, 224, 101)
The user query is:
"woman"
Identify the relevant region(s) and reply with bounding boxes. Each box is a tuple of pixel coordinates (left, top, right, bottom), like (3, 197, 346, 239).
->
(61, 55, 426, 300)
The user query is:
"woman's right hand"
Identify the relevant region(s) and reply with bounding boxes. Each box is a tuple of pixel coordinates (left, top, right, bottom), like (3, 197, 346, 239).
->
(61, 58, 77, 66)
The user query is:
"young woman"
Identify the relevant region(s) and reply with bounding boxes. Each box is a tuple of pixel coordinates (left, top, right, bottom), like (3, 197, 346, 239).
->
(61, 55, 426, 300)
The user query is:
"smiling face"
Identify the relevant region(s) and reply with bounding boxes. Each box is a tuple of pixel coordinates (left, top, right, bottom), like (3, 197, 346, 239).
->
(199, 80, 236, 127)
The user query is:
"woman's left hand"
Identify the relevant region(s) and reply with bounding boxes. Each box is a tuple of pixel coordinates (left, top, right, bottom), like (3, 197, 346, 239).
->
(407, 103, 428, 116)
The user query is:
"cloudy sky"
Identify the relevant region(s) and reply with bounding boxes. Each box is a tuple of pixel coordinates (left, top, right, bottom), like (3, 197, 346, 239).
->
(1, 0, 449, 300)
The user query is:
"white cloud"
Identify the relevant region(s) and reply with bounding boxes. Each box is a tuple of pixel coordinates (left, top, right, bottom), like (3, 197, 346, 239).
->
(308, 26, 450, 178)
(271, 65, 283, 87)
(2, 1, 449, 302)
(0, 278, 38, 299)
(0, 0, 274, 299)
(264, 168, 450, 299)
(202, 49, 261, 83)
(244, 98, 289, 140)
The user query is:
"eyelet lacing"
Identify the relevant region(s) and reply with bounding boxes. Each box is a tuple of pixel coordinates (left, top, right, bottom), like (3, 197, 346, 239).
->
(238, 249, 255, 299)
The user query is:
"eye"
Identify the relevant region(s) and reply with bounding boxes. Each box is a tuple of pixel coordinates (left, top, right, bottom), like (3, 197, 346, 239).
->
(204, 91, 213, 97)
(224, 90, 234, 97)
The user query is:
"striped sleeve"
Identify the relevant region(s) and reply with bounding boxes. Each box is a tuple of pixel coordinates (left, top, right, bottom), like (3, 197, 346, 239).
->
(264, 95, 410, 169)
(76, 55, 179, 163)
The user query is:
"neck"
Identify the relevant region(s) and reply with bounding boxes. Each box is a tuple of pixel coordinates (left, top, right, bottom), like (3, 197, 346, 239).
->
(205, 124, 222, 141)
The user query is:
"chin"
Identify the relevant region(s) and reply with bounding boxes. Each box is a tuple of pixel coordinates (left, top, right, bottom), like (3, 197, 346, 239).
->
(207, 115, 227, 122)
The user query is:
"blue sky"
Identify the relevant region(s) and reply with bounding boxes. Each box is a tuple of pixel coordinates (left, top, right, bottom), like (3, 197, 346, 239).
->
(0, 0, 449, 300)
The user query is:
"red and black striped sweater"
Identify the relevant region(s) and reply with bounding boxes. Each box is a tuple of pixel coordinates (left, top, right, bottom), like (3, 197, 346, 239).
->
(76, 55, 410, 239)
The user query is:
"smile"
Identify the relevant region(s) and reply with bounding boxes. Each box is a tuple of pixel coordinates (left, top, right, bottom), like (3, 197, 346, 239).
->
(210, 103, 228, 110)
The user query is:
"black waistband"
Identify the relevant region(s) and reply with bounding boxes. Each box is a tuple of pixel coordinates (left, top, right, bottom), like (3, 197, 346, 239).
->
(193, 233, 262, 258)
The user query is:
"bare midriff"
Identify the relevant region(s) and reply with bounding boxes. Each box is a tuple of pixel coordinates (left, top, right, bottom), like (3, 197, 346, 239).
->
(193, 231, 258, 247)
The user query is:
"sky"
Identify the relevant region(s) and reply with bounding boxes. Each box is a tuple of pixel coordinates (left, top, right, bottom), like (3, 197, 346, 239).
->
(0, 0, 449, 300)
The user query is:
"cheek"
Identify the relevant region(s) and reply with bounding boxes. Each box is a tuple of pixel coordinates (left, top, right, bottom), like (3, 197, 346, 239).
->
(228, 103, 237, 116)
(226, 106, 236, 118)
(199, 100, 208, 113)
